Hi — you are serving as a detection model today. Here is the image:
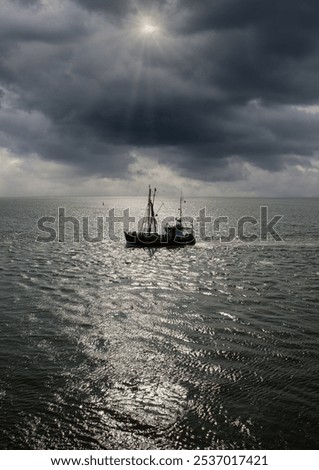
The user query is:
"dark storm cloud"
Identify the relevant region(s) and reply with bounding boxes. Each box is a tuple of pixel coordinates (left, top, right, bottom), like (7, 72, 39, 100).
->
(71, 0, 132, 18)
(0, 0, 319, 185)
(0, 2, 89, 45)
(11, 0, 40, 6)
(176, 0, 319, 106)
(179, 0, 319, 31)
(70, 0, 171, 23)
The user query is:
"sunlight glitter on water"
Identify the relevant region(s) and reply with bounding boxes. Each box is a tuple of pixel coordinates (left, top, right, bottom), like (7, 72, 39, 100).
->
(0, 197, 319, 449)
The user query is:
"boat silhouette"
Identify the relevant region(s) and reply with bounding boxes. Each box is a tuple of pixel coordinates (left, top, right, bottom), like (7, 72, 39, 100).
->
(124, 186, 195, 247)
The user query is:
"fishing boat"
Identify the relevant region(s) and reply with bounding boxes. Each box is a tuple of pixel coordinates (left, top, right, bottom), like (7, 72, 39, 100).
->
(124, 186, 196, 247)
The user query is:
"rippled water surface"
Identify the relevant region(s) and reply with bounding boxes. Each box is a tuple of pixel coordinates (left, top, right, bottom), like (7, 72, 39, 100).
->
(0, 197, 318, 449)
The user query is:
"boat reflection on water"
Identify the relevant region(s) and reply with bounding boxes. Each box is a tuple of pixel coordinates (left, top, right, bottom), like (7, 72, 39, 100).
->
(125, 245, 186, 258)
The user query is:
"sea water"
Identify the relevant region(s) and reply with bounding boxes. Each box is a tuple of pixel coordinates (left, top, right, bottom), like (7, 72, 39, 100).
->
(0, 197, 318, 449)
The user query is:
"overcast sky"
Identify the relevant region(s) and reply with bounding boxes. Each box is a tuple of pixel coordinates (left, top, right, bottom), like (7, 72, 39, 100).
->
(1, 0, 319, 196)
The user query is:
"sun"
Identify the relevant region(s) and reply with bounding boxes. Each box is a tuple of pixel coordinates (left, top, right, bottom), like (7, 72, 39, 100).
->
(138, 16, 162, 38)
(141, 23, 159, 35)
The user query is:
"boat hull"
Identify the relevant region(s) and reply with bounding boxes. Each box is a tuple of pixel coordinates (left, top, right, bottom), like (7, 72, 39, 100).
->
(124, 231, 195, 247)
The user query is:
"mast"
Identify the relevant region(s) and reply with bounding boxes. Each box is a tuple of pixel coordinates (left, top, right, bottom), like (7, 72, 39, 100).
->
(153, 188, 157, 206)
(145, 185, 157, 233)
(179, 189, 183, 223)
(148, 185, 152, 233)
(151, 188, 157, 232)
(177, 188, 183, 229)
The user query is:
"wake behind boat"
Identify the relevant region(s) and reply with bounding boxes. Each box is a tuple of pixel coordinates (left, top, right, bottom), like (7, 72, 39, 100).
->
(124, 186, 196, 247)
